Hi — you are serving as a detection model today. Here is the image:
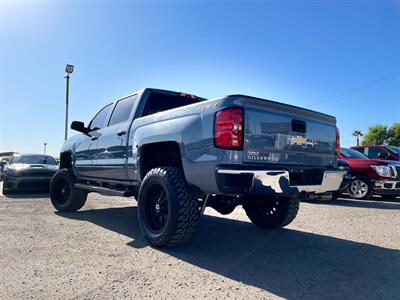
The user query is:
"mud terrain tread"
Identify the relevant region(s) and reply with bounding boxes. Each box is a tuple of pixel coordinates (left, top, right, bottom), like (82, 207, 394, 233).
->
(244, 196, 299, 229)
(50, 169, 88, 212)
(280, 196, 299, 227)
(138, 167, 200, 247)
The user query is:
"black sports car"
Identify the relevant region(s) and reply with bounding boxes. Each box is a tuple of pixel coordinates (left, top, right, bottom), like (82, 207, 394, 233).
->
(2, 154, 58, 194)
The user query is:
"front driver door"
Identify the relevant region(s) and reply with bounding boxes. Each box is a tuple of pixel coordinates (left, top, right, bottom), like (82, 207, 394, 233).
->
(74, 135, 97, 177)
(77, 103, 113, 178)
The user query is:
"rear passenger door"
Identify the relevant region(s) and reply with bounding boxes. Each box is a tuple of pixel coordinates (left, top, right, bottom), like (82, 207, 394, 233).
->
(92, 95, 137, 181)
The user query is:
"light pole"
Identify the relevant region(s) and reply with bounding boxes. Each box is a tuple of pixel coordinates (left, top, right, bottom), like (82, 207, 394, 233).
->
(43, 143, 47, 155)
(64, 64, 74, 141)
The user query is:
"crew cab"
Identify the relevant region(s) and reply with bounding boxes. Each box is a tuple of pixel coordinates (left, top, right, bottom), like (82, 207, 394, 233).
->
(351, 145, 400, 161)
(50, 88, 345, 247)
(339, 148, 400, 199)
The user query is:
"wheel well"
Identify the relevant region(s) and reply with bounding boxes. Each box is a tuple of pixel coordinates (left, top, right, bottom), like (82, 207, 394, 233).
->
(140, 142, 183, 179)
(350, 172, 370, 181)
(60, 152, 72, 169)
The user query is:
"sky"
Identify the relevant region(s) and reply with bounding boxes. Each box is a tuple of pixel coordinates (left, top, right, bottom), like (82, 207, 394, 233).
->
(0, 0, 399, 156)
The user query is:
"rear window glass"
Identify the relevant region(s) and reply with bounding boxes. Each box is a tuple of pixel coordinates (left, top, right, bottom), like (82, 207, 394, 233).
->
(142, 92, 199, 117)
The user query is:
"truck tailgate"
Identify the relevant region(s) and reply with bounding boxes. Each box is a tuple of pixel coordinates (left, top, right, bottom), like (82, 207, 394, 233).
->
(242, 97, 337, 167)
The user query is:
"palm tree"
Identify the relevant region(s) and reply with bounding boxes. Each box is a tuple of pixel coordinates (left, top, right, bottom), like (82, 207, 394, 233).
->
(352, 130, 363, 146)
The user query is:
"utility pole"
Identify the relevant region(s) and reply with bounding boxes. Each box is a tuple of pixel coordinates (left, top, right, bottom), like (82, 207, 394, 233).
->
(43, 143, 47, 155)
(64, 64, 74, 141)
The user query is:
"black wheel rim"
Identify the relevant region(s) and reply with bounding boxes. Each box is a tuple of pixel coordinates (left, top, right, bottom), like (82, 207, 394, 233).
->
(54, 178, 71, 205)
(256, 200, 281, 217)
(248, 197, 288, 221)
(144, 184, 169, 233)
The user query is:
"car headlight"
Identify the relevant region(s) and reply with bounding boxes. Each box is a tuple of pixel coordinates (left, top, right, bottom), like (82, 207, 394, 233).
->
(371, 165, 396, 178)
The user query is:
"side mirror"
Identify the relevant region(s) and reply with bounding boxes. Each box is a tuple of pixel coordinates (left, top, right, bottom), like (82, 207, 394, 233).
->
(0, 160, 7, 166)
(71, 121, 89, 135)
(378, 152, 390, 160)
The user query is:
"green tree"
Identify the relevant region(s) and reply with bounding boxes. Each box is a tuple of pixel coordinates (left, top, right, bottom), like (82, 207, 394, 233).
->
(352, 130, 363, 146)
(387, 123, 400, 146)
(362, 125, 388, 145)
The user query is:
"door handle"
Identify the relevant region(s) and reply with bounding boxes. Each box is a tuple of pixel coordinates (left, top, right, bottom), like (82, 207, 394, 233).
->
(91, 136, 98, 141)
(116, 129, 127, 136)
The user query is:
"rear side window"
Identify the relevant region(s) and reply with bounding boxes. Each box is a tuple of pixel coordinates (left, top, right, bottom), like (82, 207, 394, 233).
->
(90, 104, 113, 130)
(367, 147, 388, 159)
(109, 95, 137, 126)
(142, 92, 199, 117)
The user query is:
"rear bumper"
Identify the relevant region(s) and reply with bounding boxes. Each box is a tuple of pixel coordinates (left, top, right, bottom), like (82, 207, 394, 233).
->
(325, 172, 352, 194)
(216, 169, 346, 196)
(372, 180, 400, 195)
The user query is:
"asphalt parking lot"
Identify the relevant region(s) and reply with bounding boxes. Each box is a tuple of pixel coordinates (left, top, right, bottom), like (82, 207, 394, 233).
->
(0, 181, 399, 300)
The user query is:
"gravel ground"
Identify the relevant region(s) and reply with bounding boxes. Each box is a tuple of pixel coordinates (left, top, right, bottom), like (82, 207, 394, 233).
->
(0, 182, 399, 300)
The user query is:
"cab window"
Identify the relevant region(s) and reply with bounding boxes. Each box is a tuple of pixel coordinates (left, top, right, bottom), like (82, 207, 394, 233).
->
(89, 104, 113, 130)
(108, 95, 137, 126)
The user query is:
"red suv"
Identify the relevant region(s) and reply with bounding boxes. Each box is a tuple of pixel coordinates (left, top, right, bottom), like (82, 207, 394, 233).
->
(339, 148, 400, 199)
(351, 145, 400, 161)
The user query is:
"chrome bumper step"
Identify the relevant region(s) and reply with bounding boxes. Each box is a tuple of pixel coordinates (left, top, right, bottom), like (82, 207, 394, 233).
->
(217, 169, 346, 195)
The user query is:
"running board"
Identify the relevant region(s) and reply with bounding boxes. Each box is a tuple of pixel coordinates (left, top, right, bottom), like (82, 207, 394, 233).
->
(75, 183, 135, 197)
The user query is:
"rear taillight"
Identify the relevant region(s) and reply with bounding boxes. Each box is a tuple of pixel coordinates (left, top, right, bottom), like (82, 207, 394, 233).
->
(215, 108, 244, 150)
(336, 127, 340, 157)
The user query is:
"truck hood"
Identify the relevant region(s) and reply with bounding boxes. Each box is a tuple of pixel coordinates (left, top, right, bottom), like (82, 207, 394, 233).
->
(5, 163, 58, 174)
(343, 158, 397, 167)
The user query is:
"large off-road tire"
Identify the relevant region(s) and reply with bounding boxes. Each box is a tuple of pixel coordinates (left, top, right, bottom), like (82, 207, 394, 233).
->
(348, 175, 373, 200)
(137, 167, 201, 247)
(244, 196, 299, 229)
(50, 169, 88, 212)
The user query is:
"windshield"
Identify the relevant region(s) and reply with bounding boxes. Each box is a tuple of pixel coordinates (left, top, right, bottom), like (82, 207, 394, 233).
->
(340, 148, 369, 159)
(387, 146, 400, 155)
(10, 155, 57, 165)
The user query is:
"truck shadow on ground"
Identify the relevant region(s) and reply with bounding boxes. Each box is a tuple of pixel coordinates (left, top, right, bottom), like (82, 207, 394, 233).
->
(2, 192, 49, 199)
(57, 206, 400, 299)
(307, 195, 400, 210)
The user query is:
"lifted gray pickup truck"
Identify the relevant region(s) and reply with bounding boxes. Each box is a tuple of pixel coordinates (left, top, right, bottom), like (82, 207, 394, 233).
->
(50, 88, 345, 247)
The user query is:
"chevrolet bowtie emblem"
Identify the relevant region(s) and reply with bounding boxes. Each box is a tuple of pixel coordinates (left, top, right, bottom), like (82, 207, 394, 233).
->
(291, 136, 307, 145)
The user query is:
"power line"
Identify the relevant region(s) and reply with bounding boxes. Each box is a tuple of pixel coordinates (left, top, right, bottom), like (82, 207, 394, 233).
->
(308, 71, 400, 108)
